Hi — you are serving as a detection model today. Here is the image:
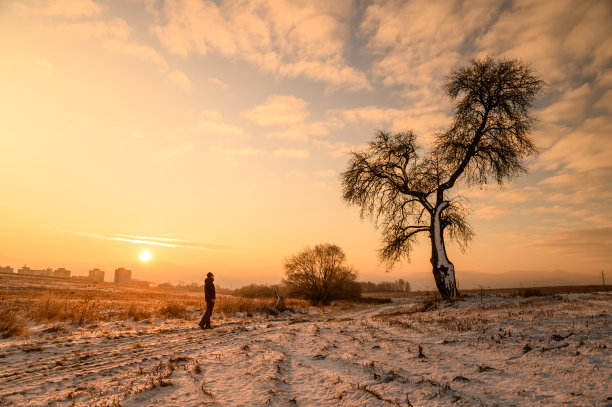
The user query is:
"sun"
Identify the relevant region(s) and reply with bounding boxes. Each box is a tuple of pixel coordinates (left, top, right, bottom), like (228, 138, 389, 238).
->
(139, 249, 152, 262)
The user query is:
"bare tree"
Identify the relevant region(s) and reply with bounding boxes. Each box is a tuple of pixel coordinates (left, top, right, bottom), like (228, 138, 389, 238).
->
(283, 243, 358, 305)
(341, 57, 544, 298)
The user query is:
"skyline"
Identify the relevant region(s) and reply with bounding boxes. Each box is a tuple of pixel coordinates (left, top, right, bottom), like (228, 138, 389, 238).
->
(1, 0, 611, 288)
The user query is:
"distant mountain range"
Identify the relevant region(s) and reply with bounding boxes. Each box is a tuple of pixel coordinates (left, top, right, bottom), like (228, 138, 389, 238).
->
(406, 269, 603, 291)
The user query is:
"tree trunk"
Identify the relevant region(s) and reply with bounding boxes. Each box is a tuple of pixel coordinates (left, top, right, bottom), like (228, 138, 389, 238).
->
(430, 203, 459, 298)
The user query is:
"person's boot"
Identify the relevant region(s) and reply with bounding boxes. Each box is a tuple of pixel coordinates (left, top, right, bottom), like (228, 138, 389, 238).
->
(204, 323, 212, 329)
(198, 320, 206, 330)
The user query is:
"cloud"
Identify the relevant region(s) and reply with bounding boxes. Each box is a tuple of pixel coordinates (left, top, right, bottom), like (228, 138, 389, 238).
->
(194, 110, 249, 140)
(127, 0, 161, 19)
(206, 77, 229, 90)
(58, 19, 192, 91)
(60, 230, 231, 251)
(337, 105, 449, 141)
(243, 95, 309, 127)
(537, 116, 612, 172)
(14, 0, 101, 18)
(476, 0, 612, 84)
(312, 139, 352, 158)
(210, 146, 263, 156)
(361, 0, 494, 103)
(59, 19, 131, 41)
(473, 205, 512, 220)
(103, 38, 168, 71)
(244, 95, 344, 142)
(161, 141, 194, 162)
(313, 169, 335, 178)
(273, 148, 310, 159)
(167, 69, 191, 91)
(152, 0, 370, 91)
(526, 226, 612, 263)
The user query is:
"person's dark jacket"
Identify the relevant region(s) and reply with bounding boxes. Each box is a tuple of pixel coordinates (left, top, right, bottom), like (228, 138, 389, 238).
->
(204, 277, 216, 301)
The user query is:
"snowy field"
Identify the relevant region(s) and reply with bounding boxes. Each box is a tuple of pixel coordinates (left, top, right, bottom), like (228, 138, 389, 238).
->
(0, 277, 610, 406)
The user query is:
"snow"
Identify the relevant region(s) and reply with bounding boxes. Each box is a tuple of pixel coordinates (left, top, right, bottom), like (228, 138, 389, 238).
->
(1, 292, 610, 406)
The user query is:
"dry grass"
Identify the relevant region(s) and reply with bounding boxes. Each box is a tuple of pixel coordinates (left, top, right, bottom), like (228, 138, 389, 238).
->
(159, 301, 188, 319)
(0, 274, 310, 327)
(0, 309, 28, 338)
(213, 296, 306, 316)
(124, 303, 153, 321)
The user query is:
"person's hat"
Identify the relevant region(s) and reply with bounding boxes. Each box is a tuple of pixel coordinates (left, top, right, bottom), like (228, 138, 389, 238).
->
(206, 272, 214, 277)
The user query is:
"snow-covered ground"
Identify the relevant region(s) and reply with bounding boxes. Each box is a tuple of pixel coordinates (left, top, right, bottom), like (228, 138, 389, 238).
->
(0, 292, 610, 406)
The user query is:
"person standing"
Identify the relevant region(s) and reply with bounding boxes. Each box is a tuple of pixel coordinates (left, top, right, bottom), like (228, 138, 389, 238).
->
(199, 272, 216, 329)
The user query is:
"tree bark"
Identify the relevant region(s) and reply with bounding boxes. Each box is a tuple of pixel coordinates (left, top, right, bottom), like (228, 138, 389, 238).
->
(430, 203, 459, 298)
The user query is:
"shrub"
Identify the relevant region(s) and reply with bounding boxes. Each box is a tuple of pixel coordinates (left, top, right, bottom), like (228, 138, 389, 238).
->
(232, 284, 277, 299)
(0, 310, 28, 338)
(517, 288, 545, 297)
(284, 243, 359, 305)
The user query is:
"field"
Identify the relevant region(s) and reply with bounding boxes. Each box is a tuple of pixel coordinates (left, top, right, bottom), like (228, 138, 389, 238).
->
(0, 274, 610, 406)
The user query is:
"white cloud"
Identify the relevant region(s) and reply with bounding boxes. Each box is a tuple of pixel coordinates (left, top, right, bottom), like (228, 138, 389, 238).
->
(243, 95, 309, 127)
(473, 205, 512, 220)
(312, 139, 352, 158)
(361, 0, 493, 104)
(15, 0, 101, 18)
(528, 226, 612, 262)
(58, 19, 193, 91)
(103, 38, 168, 71)
(194, 110, 249, 140)
(168, 69, 192, 92)
(210, 146, 263, 156)
(59, 19, 131, 41)
(152, 0, 370, 91)
(243, 95, 344, 142)
(337, 105, 448, 141)
(206, 77, 229, 90)
(537, 116, 612, 172)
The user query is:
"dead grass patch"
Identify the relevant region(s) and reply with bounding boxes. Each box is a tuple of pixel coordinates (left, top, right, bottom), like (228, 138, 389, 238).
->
(159, 301, 187, 319)
(0, 275, 312, 326)
(0, 310, 28, 338)
(125, 303, 153, 321)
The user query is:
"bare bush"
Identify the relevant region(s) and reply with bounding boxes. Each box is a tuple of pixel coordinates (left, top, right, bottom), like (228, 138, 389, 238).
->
(284, 243, 359, 305)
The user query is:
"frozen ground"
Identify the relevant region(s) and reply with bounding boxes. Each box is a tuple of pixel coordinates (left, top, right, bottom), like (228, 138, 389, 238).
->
(0, 292, 610, 406)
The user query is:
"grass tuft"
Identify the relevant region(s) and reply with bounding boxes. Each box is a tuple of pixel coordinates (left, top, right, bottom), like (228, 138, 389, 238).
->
(0, 310, 28, 338)
(159, 301, 187, 319)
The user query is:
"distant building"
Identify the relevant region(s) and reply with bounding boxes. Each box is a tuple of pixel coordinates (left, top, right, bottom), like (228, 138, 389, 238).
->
(0, 265, 14, 274)
(114, 268, 132, 284)
(89, 268, 105, 282)
(17, 265, 53, 276)
(53, 268, 71, 278)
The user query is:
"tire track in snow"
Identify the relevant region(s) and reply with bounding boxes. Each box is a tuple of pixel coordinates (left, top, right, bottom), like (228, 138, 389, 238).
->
(0, 318, 291, 402)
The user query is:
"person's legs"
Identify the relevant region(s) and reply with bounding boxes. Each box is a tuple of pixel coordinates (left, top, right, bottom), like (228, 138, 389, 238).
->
(199, 300, 214, 328)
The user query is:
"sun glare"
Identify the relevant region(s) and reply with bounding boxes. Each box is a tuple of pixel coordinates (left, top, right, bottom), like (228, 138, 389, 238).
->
(139, 250, 152, 262)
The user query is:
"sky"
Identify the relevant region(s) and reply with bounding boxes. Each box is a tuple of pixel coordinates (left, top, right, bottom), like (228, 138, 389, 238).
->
(1, 0, 611, 288)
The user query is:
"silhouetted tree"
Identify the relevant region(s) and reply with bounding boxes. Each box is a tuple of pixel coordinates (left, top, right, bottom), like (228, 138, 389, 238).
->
(341, 57, 544, 298)
(283, 243, 358, 305)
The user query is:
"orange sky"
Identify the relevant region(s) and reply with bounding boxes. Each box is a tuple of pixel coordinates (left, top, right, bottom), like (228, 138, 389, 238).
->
(1, 0, 610, 288)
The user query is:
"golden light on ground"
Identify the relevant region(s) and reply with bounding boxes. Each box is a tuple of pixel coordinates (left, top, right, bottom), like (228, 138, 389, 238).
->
(139, 250, 152, 262)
